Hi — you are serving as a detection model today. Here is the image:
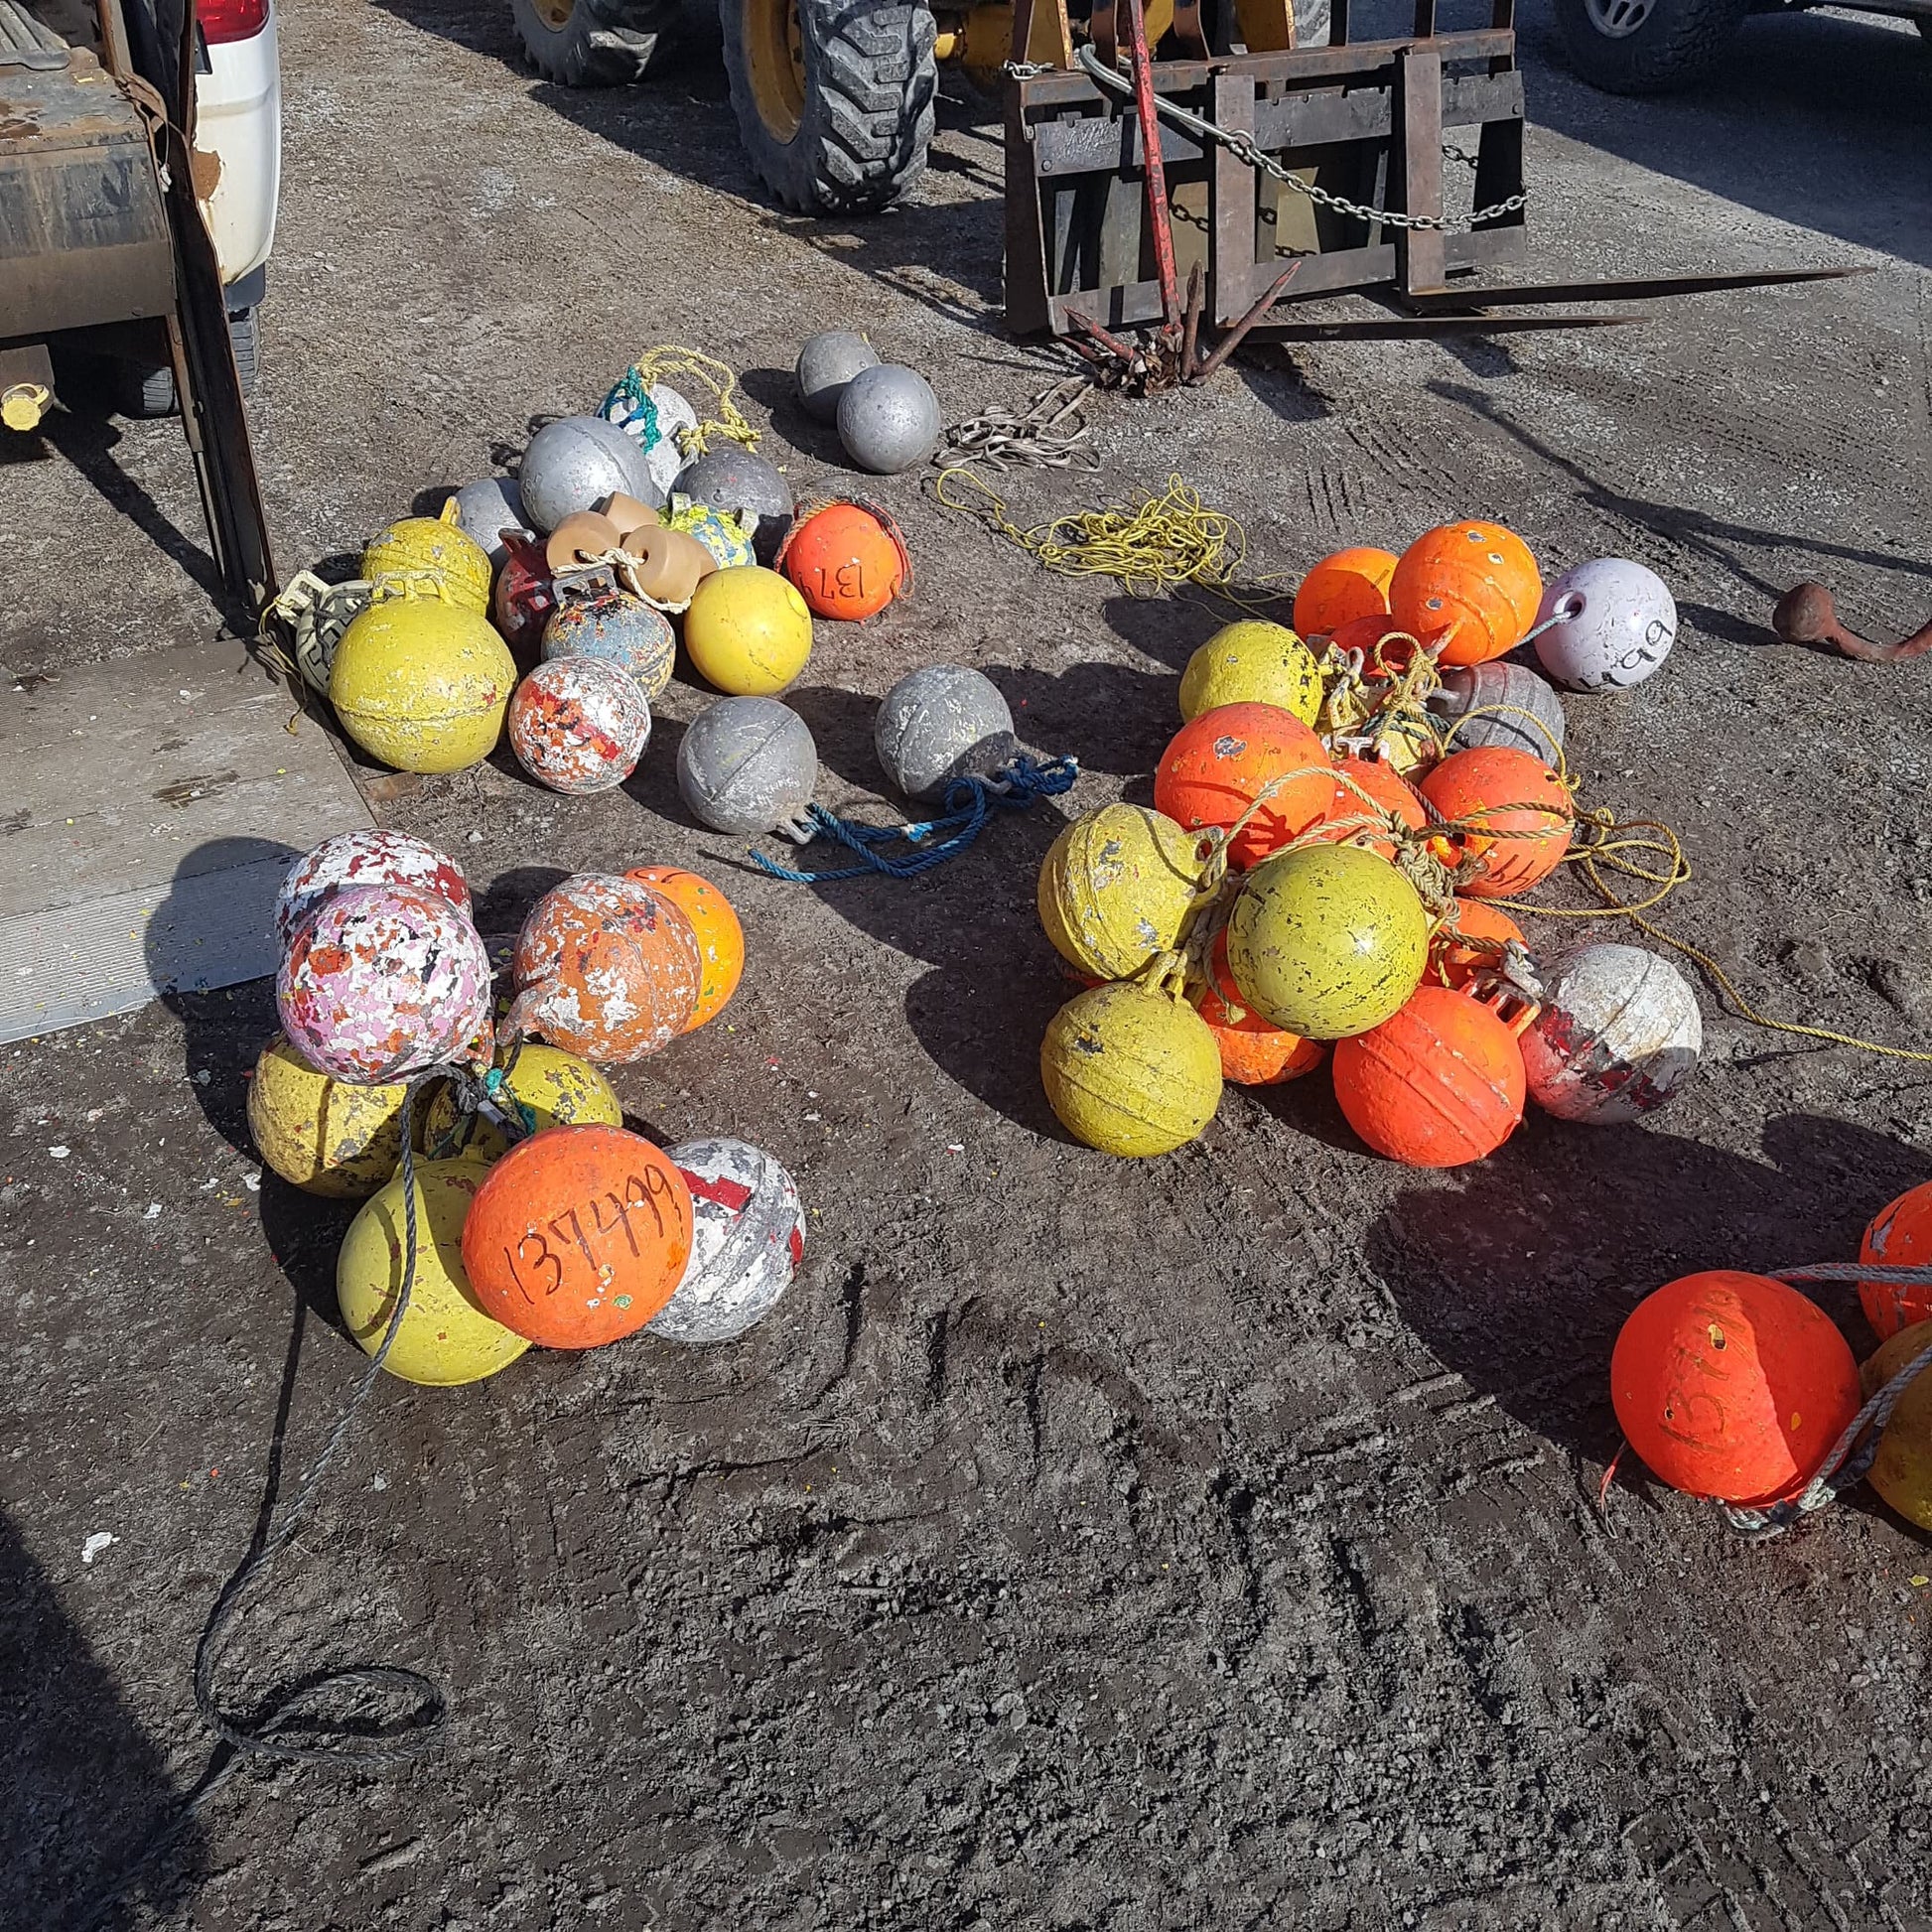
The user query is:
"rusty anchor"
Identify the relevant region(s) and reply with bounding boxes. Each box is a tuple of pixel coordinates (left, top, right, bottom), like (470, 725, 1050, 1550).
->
(1772, 583, 1932, 664)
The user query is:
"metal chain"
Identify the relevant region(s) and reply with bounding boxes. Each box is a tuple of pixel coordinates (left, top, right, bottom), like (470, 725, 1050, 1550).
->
(1053, 48, 1528, 233)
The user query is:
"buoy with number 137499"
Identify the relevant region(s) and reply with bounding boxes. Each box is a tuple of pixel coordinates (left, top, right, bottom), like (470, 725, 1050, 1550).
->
(463, 1125, 694, 1349)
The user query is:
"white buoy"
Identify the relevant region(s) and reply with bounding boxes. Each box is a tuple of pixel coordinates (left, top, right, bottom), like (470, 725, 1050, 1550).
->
(650, 1138, 804, 1343)
(1522, 942, 1702, 1123)
(1533, 558, 1678, 693)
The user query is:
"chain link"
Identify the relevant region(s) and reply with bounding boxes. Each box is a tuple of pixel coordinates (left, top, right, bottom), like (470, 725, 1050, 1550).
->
(1053, 47, 1527, 233)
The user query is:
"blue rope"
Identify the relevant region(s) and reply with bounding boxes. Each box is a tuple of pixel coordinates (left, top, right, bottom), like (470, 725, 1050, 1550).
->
(751, 754, 1079, 884)
(600, 368, 663, 450)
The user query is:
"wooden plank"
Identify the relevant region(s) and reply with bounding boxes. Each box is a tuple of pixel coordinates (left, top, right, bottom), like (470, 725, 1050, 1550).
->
(1004, 88, 1056, 335)
(1033, 112, 1208, 177)
(1025, 69, 1521, 177)
(1013, 30, 1514, 104)
(1396, 43, 1445, 295)
(1210, 68, 1258, 325)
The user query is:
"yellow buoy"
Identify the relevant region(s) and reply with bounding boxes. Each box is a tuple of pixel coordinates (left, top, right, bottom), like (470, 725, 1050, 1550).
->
(329, 580, 516, 773)
(362, 502, 493, 614)
(1225, 843, 1429, 1038)
(421, 1041, 622, 1163)
(1040, 981, 1222, 1157)
(682, 566, 813, 695)
(1178, 621, 1322, 727)
(1863, 1319, 1932, 1531)
(246, 1033, 407, 1198)
(1037, 803, 1207, 982)
(336, 1158, 532, 1386)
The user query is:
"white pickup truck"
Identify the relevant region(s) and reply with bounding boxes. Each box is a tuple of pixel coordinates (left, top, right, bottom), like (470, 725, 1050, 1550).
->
(0, 0, 281, 415)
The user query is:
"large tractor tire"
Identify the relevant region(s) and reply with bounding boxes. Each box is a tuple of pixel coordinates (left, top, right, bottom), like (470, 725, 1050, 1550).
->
(721, 0, 937, 214)
(1553, 0, 1747, 91)
(511, 0, 677, 83)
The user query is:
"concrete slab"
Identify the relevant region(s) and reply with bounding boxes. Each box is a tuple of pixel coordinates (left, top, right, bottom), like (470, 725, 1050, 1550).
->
(0, 640, 370, 1039)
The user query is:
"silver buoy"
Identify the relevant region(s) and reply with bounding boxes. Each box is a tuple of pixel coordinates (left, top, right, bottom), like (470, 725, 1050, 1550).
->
(519, 416, 660, 533)
(837, 363, 940, 476)
(447, 477, 527, 566)
(795, 331, 880, 424)
(676, 696, 818, 835)
(875, 664, 1016, 800)
(672, 446, 794, 564)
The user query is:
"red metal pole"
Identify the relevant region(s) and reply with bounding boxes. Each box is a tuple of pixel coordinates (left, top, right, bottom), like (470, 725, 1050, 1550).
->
(1120, 0, 1180, 332)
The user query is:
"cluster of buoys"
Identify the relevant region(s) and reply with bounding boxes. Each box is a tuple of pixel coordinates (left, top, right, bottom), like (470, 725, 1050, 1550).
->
(1610, 1177, 1932, 1533)
(248, 829, 801, 1387)
(269, 351, 923, 818)
(1035, 521, 1702, 1163)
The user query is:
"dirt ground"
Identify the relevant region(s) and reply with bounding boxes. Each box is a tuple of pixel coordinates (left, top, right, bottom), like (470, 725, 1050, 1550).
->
(4, 3, 1932, 1927)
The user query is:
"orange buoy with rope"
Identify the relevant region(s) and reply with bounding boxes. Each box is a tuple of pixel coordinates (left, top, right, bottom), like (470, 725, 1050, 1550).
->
(1609, 1270, 1863, 1507)
(1420, 746, 1572, 898)
(1153, 702, 1332, 871)
(1330, 983, 1528, 1167)
(1860, 1179, 1932, 1340)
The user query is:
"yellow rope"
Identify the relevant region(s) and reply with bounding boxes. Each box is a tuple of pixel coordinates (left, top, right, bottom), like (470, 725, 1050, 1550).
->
(1488, 811, 1932, 1063)
(621, 345, 760, 460)
(931, 470, 1294, 603)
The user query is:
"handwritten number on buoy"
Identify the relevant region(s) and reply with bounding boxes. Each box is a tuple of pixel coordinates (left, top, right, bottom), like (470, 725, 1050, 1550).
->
(502, 1172, 678, 1301)
(811, 561, 866, 604)
(508, 1229, 564, 1304)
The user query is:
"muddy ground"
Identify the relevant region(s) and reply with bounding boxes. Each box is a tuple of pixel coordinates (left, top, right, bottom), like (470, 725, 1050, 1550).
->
(4, 2, 1932, 1927)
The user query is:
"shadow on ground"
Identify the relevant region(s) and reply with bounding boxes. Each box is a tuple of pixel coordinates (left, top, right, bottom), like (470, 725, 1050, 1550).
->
(1517, 8, 1932, 272)
(0, 1512, 207, 1928)
(1366, 1109, 1927, 1471)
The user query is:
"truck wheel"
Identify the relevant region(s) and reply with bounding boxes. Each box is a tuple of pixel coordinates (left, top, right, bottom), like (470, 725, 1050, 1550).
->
(1553, 0, 1746, 90)
(118, 308, 259, 418)
(721, 0, 936, 214)
(510, 0, 676, 84)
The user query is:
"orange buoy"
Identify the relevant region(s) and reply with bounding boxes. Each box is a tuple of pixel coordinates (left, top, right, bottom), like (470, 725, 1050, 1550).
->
(1319, 755, 1426, 863)
(506, 875, 702, 1063)
(1419, 746, 1572, 898)
(1331, 983, 1527, 1167)
(1610, 1270, 1863, 1506)
(624, 865, 745, 1031)
(777, 500, 909, 621)
(1388, 521, 1542, 668)
(1293, 546, 1398, 637)
(1430, 898, 1526, 989)
(1194, 933, 1322, 1086)
(1153, 702, 1332, 871)
(462, 1123, 694, 1348)
(1859, 1179, 1932, 1340)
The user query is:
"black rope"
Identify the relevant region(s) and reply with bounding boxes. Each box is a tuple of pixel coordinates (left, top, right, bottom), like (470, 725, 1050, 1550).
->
(75, 1066, 468, 1929)
(190, 1068, 454, 1766)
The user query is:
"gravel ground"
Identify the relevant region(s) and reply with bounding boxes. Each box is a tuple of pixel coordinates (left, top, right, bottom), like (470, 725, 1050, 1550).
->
(3, 4, 1932, 1928)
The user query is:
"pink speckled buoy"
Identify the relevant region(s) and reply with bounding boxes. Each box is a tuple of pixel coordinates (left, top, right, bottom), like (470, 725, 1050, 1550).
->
(503, 874, 700, 1063)
(273, 829, 470, 950)
(278, 884, 492, 1083)
(508, 657, 651, 795)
